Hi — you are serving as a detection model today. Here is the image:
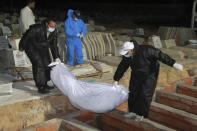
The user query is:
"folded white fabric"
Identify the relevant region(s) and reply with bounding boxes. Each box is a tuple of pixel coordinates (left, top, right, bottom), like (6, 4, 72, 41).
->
(49, 62, 128, 113)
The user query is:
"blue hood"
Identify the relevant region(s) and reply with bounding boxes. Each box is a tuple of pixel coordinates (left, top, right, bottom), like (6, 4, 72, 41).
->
(67, 9, 74, 18)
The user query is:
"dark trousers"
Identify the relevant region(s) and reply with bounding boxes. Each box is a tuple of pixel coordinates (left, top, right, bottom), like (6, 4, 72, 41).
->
(25, 47, 51, 89)
(128, 77, 157, 117)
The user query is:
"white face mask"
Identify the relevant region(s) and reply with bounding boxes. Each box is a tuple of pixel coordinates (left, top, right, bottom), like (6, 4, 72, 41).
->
(48, 27, 55, 32)
(74, 18, 78, 21)
(124, 54, 131, 58)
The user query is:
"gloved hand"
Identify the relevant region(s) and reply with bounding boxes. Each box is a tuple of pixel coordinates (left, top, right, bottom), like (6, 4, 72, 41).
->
(113, 81, 118, 88)
(77, 33, 81, 37)
(55, 58, 61, 63)
(80, 34, 83, 38)
(173, 63, 183, 71)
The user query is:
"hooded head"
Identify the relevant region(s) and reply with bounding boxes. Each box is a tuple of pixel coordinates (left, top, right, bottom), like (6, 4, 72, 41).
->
(67, 9, 74, 18)
(67, 9, 81, 21)
(119, 41, 134, 57)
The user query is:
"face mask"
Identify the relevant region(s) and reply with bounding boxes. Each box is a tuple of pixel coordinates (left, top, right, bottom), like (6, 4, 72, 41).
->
(124, 55, 131, 58)
(48, 27, 55, 32)
(74, 18, 78, 21)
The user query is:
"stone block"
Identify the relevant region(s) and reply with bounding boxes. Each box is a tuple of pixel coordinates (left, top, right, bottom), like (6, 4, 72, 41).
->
(149, 102, 197, 131)
(1, 49, 31, 67)
(0, 36, 9, 49)
(176, 84, 197, 98)
(86, 24, 95, 32)
(158, 26, 172, 40)
(134, 28, 144, 35)
(94, 25, 106, 32)
(151, 35, 163, 49)
(162, 84, 176, 92)
(101, 110, 175, 131)
(177, 27, 197, 46)
(63, 110, 175, 131)
(2, 26, 11, 36)
(0, 80, 12, 96)
(158, 26, 177, 40)
(88, 20, 95, 25)
(161, 39, 176, 48)
(156, 90, 197, 114)
(75, 112, 95, 123)
(158, 26, 197, 46)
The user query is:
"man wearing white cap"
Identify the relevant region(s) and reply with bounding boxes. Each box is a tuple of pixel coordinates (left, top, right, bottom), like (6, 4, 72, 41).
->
(113, 40, 183, 118)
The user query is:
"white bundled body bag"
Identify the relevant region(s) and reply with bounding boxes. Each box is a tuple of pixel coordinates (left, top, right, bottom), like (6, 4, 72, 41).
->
(49, 62, 128, 113)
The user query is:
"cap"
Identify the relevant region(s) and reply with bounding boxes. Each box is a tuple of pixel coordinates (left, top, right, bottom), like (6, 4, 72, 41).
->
(119, 41, 134, 55)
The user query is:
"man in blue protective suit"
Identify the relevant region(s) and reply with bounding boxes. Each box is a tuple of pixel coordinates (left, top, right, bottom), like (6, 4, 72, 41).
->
(64, 9, 87, 66)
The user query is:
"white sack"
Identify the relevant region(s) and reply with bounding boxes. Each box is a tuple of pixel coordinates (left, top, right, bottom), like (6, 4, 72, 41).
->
(49, 62, 128, 113)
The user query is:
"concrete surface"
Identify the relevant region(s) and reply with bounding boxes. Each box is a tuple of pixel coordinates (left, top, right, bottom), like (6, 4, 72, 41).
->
(0, 81, 60, 106)
(0, 80, 77, 131)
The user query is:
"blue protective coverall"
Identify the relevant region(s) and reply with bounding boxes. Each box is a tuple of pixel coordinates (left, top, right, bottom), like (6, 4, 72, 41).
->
(64, 9, 87, 66)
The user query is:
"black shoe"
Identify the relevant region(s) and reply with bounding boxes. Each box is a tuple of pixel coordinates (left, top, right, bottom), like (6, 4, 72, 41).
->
(38, 87, 50, 94)
(45, 85, 54, 90)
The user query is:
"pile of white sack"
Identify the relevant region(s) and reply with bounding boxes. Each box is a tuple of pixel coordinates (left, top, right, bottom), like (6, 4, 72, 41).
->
(49, 62, 128, 113)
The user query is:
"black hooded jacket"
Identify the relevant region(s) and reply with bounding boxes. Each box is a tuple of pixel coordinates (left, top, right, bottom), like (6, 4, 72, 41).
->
(114, 40, 175, 83)
(19, 22, 59, 59)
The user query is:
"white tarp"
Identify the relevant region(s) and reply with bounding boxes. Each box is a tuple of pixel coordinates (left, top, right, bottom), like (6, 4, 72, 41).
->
(49, 62, 128, 113)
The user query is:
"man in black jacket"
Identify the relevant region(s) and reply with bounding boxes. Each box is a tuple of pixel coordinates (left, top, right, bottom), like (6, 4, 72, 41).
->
(113, 40, 183, 118)
(19, 19, 61, 94)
